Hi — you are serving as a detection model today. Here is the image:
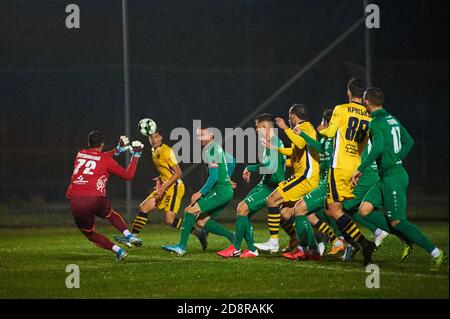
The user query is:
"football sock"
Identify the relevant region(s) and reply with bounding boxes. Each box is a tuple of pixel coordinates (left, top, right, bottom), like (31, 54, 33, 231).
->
(112, 245, 121, 253)
(268, 206, 281, 239)
(353, 212, 377, 233)
(357, 209, 391, 233)
(178, 212, 196, 249)
(171, 217, 183, 229)
(294, 216, 309, 248)
(107, 210, 127, 233)
(245, 221, 257, 252)
(281, 216, 297, 239)
(234, 215, 248, 250)
(204, 219, 234, 243)
(83, 230, 114, 251)
(324, 214, 342, 237)
(336, 214, 371, 248)
(123, 230, 131, 237)
(314, 220, 338, 244)
(393, 220, 436, 254)
(132, 211, 148, 233)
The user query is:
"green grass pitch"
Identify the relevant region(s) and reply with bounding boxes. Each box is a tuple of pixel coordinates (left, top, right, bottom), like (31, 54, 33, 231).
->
(0, 222, 448, 298)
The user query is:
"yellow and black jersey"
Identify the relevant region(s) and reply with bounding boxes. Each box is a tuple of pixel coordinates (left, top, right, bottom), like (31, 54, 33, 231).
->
(278, 121, 320, 181)
(319, 102, 371, 171)
(152, 144, 181, 183)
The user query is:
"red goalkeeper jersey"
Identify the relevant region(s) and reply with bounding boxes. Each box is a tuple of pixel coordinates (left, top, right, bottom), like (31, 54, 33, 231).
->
(66, 149, 139, 198)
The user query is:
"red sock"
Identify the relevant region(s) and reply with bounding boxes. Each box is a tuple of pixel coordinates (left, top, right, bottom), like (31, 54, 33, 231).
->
(82, 230, 114, 251)
(106, 210, 128, 233)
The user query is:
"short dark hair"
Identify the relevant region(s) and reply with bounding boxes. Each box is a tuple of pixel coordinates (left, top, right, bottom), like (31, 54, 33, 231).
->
(88, 130, 105, 148)
(255, 113, 276, 127)
(290, 104, 309, 121)
(347, 78, 367, 98)
(364, 87, 385, 106)
(151, 129, 163, 137)
(199, 123, 213, 131)
(322, 108, 333, 124)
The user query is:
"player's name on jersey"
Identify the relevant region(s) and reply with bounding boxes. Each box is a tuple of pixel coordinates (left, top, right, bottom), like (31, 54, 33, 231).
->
(347, 106, 370, 117)
(77, 153, 101, 161)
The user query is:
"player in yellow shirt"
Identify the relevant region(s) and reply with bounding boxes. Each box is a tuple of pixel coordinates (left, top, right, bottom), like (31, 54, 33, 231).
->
(255, 104, 320, 254)
(129, 130, 207, 249)
(319, 79, 376, 266)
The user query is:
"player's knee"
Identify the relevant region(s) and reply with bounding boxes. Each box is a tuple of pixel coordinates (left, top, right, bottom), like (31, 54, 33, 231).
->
(139, 201, 154, 213)
(359, 202, 373, 217)
(294, 200, 307, 216)
(390, 220, 401, 228)
(237, 202, 249, 216)
(196, 219, 207, 228)
(163, 213, 175, 225)
(266, 193, 278, 207)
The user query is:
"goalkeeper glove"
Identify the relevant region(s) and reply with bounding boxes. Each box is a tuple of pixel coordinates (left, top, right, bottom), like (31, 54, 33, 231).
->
(114, 136, 130, 156)
(130, 141, 144, 158)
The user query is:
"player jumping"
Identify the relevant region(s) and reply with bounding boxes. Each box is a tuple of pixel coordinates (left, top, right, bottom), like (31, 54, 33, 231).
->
(66, 131, 144, 261)
(352, 87, 447, 270)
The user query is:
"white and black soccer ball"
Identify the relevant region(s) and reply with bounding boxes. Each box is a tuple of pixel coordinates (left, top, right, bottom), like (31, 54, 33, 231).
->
(138, 118, 157, 137)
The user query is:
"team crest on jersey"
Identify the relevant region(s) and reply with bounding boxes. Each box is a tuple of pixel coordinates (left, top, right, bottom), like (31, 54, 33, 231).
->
(96, 175, 107, 195)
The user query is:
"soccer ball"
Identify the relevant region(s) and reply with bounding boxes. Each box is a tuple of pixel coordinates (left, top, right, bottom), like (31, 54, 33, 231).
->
(138, 118, 157, 137)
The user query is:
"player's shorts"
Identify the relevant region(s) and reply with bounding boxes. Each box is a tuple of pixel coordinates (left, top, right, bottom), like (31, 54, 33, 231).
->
(362, 167, 409, 221)
(197, 182, 233, 219)
(304, 181, 327, 214)
(327, 168, 356, 204)
(244, 183, 275, 214)
(343, 172, 380, 212)
(70, 196, 112, 232)
(145, 180, 185, 213)
(277, 173, 319, 203)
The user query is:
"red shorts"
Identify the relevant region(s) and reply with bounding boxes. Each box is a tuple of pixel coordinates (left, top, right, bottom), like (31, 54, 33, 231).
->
(70, 197, 112, 231)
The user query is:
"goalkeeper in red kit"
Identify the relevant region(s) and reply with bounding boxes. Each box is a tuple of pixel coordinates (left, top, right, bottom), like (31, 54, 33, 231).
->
(66, 130, 144, 261)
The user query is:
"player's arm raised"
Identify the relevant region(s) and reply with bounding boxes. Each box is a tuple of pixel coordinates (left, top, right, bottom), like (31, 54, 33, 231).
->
(275, 117, 307, 150)
(319, 106, 342, 138)
(107, 141, 143, 180)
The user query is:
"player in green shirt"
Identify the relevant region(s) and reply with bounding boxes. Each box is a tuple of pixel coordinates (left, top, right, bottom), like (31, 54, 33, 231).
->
(163, 124, 235, 256)
(352, 87, 446, 270)
(217, 114, 286, 258)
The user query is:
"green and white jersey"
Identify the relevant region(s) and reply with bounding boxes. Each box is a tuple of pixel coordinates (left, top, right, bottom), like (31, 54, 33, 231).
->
(359, 108, 414, 174)
(203, 141, 230, 183)
(246, 135, 285, 187)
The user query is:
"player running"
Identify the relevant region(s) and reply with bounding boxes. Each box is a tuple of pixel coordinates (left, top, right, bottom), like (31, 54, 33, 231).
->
(254, 104, 320, 254)
(352, 87, 447, 270)
(318, 78, 377, 266)
(66, 131, 144, 261)
(217, 113, 286, 258)
(163, 124, 236, 256)
(125, 130, 207, 249)
(289, 109, 346, 260)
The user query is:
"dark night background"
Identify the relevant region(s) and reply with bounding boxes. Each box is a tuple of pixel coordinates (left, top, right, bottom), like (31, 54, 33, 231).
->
(0, 0, 448, 219)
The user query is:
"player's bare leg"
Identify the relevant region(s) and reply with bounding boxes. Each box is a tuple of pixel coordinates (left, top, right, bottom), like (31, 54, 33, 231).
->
(254, 190, 284, 253)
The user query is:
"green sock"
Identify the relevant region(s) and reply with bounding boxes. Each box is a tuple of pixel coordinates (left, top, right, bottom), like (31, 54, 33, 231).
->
(394, 220, 436, 254)
(295, 216, 308, 247)
(359, 209, 391, 233)
(178, 212, 196, 249)
(234, 216, 248, 250)
(354, 212, 377, 233)
(303, 217, 317, 249)
(245, 221, 257, 252)
(204, 219, 235, 243)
